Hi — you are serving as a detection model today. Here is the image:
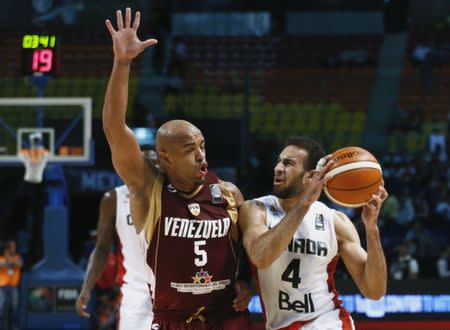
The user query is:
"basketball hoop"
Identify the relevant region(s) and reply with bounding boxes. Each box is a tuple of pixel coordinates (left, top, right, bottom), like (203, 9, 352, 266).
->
(18, 148, 49, 183)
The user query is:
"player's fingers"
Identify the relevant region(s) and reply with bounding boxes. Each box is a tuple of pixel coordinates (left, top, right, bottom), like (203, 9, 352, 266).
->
(116, 10, 123, 29)
(132, 11, 141, 30)
(378, 186, 388, 200)
(233, 294, 251, 311)
(125, 7, 131, 28)
(320, 159, 334, 178)
(105, 20, 116, 36)
(80, 308, 90, 318)
(141, 38, 158, 49)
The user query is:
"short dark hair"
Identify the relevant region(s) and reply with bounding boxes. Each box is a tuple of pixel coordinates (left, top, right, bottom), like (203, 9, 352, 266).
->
(284, 136, 325, 171)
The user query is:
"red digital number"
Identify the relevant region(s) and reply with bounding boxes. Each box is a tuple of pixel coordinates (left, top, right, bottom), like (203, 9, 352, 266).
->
(31, 49, 53, 73)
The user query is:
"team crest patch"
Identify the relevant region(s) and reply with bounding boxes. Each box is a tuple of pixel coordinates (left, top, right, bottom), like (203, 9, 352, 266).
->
(315, 214, 325, 231)
(209, 184, 223, 204)
(188, 203, 201, 216)
(171, 268, 231, 295)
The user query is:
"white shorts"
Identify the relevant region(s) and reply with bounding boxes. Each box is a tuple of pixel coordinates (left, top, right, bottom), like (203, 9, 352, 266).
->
(118, 285, 153, 330)
(276, 307, 355, 330)
(301, 307, 355, 330)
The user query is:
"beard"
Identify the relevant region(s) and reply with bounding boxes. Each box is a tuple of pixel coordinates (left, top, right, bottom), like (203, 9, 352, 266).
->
(273, 174, 305, 199)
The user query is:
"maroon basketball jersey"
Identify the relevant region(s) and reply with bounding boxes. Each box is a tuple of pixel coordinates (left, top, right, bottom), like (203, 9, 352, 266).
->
(147, 171, 239, 321)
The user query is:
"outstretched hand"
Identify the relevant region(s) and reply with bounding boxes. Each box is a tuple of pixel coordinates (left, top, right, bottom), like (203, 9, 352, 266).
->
(105, 7, 157, 63)
(302, 155, 334, 206)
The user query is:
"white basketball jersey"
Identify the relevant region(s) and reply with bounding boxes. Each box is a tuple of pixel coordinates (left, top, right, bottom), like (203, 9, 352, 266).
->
(115, 185, 151, 290)
(254, 196, 344, 330)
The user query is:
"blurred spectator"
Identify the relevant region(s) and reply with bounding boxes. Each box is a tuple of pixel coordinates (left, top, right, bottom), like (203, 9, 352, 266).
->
(380, 194, 399, 223)
(413, 193, 430, 219)
(389, 241, 419, 280)
(433, 188, 450, 221)
(405, 219, 433, 256)
(0, 240, 23, 330)
(436, 245, 450, 278)
(396, 189, 415, 228)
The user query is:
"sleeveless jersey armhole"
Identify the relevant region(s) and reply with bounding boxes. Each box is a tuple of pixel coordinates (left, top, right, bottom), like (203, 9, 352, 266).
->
(144, 174, 164, 244)
(220, 182, 239, 242)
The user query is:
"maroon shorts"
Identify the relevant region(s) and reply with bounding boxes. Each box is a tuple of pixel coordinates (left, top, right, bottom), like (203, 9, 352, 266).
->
(151, 310, 251, 330)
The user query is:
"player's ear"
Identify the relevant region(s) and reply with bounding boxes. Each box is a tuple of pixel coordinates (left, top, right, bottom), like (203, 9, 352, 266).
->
(158, 151, 171, 167)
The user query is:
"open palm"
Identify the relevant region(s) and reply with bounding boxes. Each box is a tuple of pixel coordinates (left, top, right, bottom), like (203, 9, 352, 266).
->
(106, 8, 157, 62)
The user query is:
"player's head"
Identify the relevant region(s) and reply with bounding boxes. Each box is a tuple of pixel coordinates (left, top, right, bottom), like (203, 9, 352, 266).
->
(155, 120, 207, 189)
(273, 136, 325, 199)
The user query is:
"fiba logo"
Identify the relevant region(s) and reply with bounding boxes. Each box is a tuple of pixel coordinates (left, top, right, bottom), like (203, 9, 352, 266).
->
(151, 324, 160, 330)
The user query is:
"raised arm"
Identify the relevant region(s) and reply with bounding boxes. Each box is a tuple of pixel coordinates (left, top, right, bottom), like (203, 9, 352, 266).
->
(335, 185, 388, 300)
(102, 8, 158, 189)
(76, 190, 116, 317)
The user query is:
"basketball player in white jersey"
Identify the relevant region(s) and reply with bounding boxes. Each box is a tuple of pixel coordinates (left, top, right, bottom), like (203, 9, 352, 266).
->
(240, 136, 388, 330)
(76, 150, 157, 329)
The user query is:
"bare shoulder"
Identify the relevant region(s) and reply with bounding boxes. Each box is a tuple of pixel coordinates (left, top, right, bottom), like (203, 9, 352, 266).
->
(334, 210, 359, 244)
(239, 199, 267, 230)
(219, 180, 244, 208)
(241, 199, 266, 213)
(219, 180, 240, 195)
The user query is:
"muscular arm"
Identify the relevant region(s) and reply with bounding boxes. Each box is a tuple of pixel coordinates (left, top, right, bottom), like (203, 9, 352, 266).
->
(220, 181, 253, 311)
(76, 190, 116, 317)
(335, 211, 387, 300)
(103, 8, 158, 232)
(239, 199, 311, 269)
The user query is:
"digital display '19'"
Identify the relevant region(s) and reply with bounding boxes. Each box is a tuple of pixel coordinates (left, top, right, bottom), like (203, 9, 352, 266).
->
(21, 34, 58, 76)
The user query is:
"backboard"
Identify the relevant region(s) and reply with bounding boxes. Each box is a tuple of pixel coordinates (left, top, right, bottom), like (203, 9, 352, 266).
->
(0, 97, 92, 165)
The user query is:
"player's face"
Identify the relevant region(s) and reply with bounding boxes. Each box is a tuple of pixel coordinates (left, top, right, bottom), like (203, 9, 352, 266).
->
(273, 146, 309, 199)
(170, 131, 208, 188)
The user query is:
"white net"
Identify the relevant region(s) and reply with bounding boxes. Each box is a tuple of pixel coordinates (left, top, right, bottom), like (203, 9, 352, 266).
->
(18, 148, 49, 183)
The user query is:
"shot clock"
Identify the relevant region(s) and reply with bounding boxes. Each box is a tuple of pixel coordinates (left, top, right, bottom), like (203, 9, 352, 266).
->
(21, 34, 58, 76)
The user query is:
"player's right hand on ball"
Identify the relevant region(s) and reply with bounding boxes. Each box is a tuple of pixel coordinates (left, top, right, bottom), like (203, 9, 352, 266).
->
(105, 7, 157, 62)
(303, 155, 334, 205)
(76, 290, 91, 318)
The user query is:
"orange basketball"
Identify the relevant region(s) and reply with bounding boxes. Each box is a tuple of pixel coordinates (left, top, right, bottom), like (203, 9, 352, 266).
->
(323, 146, 382, 208)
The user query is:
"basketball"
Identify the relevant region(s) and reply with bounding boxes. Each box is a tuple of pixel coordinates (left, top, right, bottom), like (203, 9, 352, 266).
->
(323, 146, 382, 208)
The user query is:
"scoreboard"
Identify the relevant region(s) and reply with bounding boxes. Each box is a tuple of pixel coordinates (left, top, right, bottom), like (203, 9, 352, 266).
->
(21, 34, 58, 76)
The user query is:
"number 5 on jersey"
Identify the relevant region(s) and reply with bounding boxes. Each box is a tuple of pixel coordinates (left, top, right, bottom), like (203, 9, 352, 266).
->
(194, 240, 207, 267)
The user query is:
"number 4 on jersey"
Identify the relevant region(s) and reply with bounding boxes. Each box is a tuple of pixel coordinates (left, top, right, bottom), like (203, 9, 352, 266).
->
(282, 259, 301, 288)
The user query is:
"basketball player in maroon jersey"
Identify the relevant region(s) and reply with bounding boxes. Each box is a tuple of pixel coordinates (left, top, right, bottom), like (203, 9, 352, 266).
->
(103, 8, 252, 329)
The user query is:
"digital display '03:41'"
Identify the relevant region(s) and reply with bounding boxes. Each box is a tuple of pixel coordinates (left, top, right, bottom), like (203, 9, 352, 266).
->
(21, 34, 58, 76)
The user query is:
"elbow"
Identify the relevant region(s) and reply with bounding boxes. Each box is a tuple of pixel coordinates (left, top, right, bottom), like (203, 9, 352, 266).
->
(249, 255, 272, 270)
(362, 286, 386, 301)
(365, 291, 385, 301)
